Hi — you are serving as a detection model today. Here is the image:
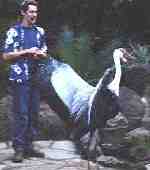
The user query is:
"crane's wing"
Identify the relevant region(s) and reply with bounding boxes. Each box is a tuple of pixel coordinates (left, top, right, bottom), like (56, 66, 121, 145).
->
(39, 57, 95, 118)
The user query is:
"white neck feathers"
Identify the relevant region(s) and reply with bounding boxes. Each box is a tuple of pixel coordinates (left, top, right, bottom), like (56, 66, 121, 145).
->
(107, 49, 123, 96)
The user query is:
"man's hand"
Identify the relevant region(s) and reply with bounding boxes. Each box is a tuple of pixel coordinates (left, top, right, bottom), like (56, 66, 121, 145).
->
(26, 47, 47, 59)
(2, 47, 47, 61)
(34, 49, 47, 59)
(26, 47, 38, 56)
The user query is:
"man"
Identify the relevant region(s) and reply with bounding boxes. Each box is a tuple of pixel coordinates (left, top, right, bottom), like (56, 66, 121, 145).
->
(2, 0, 47, 162)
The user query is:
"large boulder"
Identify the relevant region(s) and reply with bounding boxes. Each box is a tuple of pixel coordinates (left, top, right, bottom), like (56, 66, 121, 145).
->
(102, 86, 146, 159)
(0, 95, 67, 142)
(38, 101, 67, 140)
(121, 64, 150, 97)
(0, 95, 12, 142)
(119, 86, 145, 130)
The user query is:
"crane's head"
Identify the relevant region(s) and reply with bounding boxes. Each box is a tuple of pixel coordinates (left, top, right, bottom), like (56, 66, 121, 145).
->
(113, 48, 136, 64)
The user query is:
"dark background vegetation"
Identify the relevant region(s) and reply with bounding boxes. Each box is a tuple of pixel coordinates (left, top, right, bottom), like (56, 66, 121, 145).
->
(0, 0, 150, 97)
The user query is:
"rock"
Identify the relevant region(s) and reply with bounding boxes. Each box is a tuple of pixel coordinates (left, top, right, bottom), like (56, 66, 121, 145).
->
(121, 64, 150, 97)
(142, 86, 150, 130)
(97, 155, 125, 167)
(97, 155, 146, 170)
(125, 127, 150, 143)
(0, 95, 67, 142)
(0, 95, 12, 142)
(124, 127, 150, 161)
(102, 87, 145, 154)
(42, 140, 80, 160)
(0, 140, 107, 170)
(119, 86, 145, 130)
(38, 101, 67, 140)
(0, 65, 149, 167)
(142, 117, 150, 131)
(103, 127, 128, 147)
(106, 112, 128, 129)
(99, 87, 147, 161)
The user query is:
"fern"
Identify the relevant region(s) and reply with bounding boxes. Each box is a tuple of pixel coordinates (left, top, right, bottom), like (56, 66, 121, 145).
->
(57, 30, 97, 81)
(131, 44, 150, 64)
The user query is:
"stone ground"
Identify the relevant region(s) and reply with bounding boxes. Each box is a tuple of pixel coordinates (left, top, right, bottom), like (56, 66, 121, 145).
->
(0, 140, 110, 170)
(0, 140, 150, 170)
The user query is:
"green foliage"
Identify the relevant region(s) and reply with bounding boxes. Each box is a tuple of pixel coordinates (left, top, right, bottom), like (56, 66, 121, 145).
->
(0, 16, 17, 98)
(96, 37, 125, 72)
(131, 44, 150, 64)
(0, 0, 149, 93)
(56, 30, 98, 82)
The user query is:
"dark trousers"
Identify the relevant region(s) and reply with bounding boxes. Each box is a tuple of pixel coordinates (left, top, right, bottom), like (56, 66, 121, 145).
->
(10, 81, 40, 151)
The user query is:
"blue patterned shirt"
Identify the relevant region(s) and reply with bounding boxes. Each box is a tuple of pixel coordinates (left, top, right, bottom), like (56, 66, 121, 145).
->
(4, 23, 47, 82)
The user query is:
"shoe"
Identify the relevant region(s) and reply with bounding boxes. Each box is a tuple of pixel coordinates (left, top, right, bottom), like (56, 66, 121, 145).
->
(24, 148, 45, 158)
(12, 150, 24, 163)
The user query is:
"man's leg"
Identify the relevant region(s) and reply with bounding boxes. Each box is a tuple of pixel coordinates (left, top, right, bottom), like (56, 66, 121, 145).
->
(11, 82, 30, 162)
(24, 83, 45, 158)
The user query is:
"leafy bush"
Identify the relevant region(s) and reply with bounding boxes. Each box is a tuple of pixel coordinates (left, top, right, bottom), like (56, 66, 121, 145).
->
(56, 30, 98, 82)
(0, 17, 17, 98)
(130, 44, 150, 64)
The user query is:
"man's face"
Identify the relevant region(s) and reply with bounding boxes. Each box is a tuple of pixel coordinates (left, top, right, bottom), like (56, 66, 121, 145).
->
(21, 4, 38, 26)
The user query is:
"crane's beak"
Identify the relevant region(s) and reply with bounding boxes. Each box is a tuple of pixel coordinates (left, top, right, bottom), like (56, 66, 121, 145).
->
(120, 54, 128, 63)
(118, 48, 136, 63)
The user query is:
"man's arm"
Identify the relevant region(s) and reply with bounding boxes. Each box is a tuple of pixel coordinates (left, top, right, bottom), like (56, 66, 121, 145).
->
(2, 50, 27, 61)
(2, 47, 40, 61)
(35, 27, 48, 59)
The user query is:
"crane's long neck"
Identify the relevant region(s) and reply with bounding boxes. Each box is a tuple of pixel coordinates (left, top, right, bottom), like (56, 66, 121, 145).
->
(107, 54, 122, 96)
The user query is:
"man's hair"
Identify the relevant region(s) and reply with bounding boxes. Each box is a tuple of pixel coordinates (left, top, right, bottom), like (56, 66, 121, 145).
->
(20, 0, 38, 12)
